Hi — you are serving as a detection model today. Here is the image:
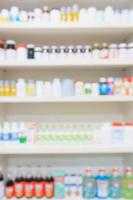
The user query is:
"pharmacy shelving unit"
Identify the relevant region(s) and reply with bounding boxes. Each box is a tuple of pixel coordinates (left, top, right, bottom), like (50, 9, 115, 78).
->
(0, 0, 133, 196)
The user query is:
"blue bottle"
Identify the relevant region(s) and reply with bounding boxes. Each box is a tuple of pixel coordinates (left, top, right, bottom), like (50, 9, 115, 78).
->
(96, 168, 109, 199)
(83, 168, 96, 199)
(110, 168, 122, 198)
(99, 78, 108, 95)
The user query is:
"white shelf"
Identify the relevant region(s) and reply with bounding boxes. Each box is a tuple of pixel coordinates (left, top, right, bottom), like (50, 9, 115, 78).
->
(0, 144, 132, 154)
(0, 96, 132, 103)
(0, 23, 133, 36)
(0, 60, 132, 69)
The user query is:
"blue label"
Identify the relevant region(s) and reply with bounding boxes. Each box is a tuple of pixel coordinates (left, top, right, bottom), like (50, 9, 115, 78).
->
(0, 133, 3, 141)
(11, 133, 19, 141)
(99, 83, 108, 95)
(3, 133, 11, 141)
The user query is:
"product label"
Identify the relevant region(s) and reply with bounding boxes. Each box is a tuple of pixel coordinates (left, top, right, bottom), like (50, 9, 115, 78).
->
(35, 183, 44, 197)
(45, 183, 54, 198)
(97, 180, 109, 198)
(11, 133, 19, 141)
(3, 133, 11, 141)
(6, 187, 14, 198)
(83, 180, 95, 198)
(0, 133, 3, 141)
(25, 183, 34, 197)
(111, 181, 121, 197)
(15, 183, 24, 197)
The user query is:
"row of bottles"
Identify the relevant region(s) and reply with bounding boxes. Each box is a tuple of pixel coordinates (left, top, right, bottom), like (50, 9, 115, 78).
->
(0, 166, 133, 199)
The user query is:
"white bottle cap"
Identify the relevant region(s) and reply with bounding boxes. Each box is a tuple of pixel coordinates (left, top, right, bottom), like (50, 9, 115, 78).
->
(35, 47, 42, 51)
(119, 43, 127, 48)
(6, 40, 16, 45)
(27, 44, 35, 48)
(100, 77, 106, 82)
(107, 77, 114, 82)
(10, 6, 19, 13)
(128, 43, 133, 48)
(109, 44, 117, 48)
(1, 9, 9, 16)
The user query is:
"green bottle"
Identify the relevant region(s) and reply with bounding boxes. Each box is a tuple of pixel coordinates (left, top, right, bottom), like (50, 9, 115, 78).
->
(122, 167, 133, 199)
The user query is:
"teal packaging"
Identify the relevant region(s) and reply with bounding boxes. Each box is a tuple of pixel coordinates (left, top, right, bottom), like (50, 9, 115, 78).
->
(53, 171, 65, 199)
(83, 168, 96, 199)
(110, 168, 122, 198)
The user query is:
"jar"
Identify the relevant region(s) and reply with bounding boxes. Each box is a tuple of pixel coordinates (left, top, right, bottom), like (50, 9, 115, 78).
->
(36, 81, 44, 97)
(109, 44, 118, 59)
(118, 43, 127, 59)
(6, 40, 16, 60)
(101, 43, 109, 59)
(52, 78, 62, 97)
(92, 43, 100, 60)
(0, 39, 5, 60)
(127, 43, 133, 59)
(16, 79, 26, 97)
(62, 79, 74, 96)
(20, 11, 28, 22)
(84, 83, 92, 96)
(124, 123, 133, 146)
(17, 43, 27, 60)
(10, 6, 20, 21)
(26, 80, 36, 96)
(99, 77, 108, 95)
(112, 122, 124, 145)
(27, 44, 35, 59)
(75, 81, 84, 96)
(35, 47, 42, 60)
(34, 8, 42, 22)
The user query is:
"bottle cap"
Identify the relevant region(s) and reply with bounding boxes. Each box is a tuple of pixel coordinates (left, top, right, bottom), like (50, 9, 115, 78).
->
(6, 40, 16, 45)
(35, 47, 42, 52)
(112, 122, 123, 126)
(27, 44, 35, 48)
(119, 43, 127, 48)
(0, 39, 5, 45)
(17, 43, 26, 48)
(100, 77, 106, 82)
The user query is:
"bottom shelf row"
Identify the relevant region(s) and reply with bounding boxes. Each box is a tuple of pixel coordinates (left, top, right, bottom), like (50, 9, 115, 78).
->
(0, 166, 133, 199)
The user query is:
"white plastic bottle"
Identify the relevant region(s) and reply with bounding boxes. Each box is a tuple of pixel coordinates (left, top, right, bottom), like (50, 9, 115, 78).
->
(3, 122, 11, 143)
(50, 9, 60, 24)
(52, 79, 62, 97)
(16, 79, 26, 97)
(20, 11, 28, 22)
(11, 122, 19, 143)
(34, 8, 42, 22)
(36, 81, 44, 97)
(17, 43, 27, 60)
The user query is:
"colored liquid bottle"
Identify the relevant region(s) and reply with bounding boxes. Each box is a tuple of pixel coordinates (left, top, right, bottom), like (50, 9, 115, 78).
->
(110, 168, 122, 198)
(5, 179, 14, 199)
(83, 168, 96, 199)
(122, 167, 133, 199)
(96, 168, 109, 199)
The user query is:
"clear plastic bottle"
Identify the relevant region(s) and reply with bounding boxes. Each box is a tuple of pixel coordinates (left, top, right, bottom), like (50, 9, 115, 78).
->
(11, 122, 19, 143)
(3, 122, 11, 143)
(52, 78, 62, 97)
(19, 122, 27, 144)
(83, 168, 96, 199)
(26, 80, 36, 96)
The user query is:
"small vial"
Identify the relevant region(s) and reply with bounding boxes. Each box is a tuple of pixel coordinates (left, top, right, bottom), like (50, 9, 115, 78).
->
(101, 43, 109, 59)
(60, 7, 67, 22)
(84, 83, 92, 96)
(10, 80, 16, 96)
(44, 81, 52, 97)
(6, 40, 16, 60)
(28, 12, 34, 22)
(17, 43, 27, 60)
(87, 7, 97, 23)
(35, 47, 42, 60)
(52, 78, 62, 97)
(104, 6, 114, 24)
(4, 81, 10, 96)
(27, 44, 35, 59)
(79, 9, 87, 23)
(71, 4, 79, 22)
(43, 6, 50, 23)
(92, 43, 100, 60)
(50, 9, 60, 23)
